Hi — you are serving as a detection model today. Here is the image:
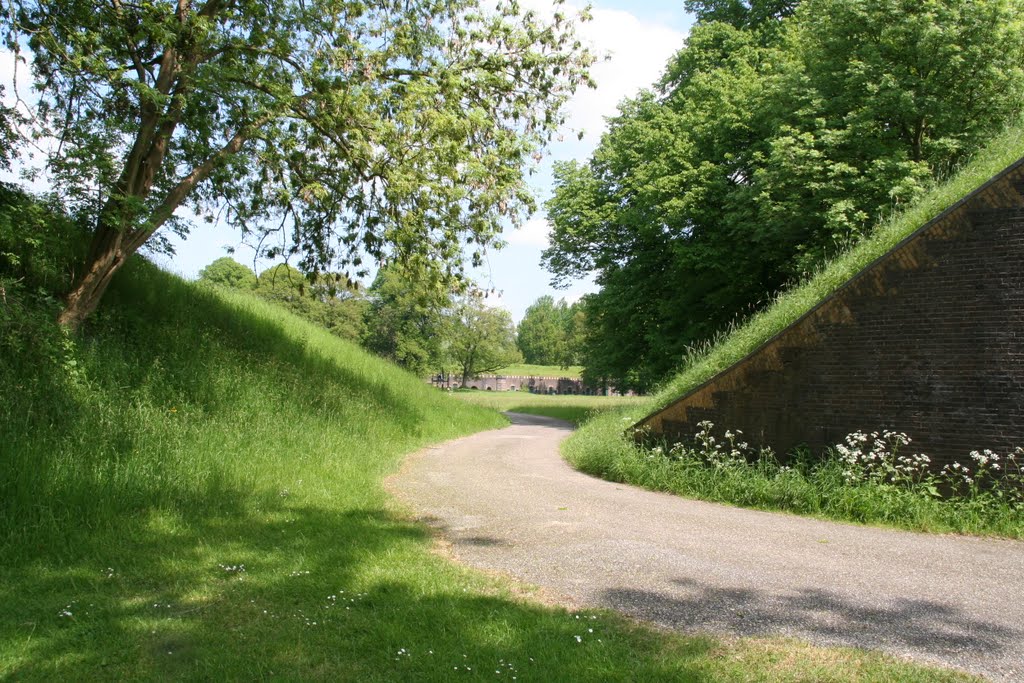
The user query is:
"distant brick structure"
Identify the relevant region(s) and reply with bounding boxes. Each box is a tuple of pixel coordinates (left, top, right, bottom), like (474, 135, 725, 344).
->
(635, 157, 1024, 470)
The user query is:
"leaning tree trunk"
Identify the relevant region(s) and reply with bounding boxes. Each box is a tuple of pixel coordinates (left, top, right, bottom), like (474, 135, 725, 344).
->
(55, 124, 254, 330)
(57, 221, 138, 330)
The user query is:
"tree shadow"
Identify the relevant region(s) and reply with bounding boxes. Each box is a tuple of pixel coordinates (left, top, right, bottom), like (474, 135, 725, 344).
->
(0, 504, 714, 681)
(603, 576, 1021, 678)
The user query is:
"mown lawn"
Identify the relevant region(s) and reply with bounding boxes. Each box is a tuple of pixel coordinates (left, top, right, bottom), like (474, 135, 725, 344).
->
(452, 390, 644, 425)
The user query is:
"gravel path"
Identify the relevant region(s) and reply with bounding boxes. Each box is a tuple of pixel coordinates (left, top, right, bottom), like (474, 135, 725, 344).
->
(388, 413, 1024, 681)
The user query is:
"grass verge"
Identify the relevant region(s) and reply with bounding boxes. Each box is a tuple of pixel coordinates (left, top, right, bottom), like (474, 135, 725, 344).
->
(565, 416, 1024, 538)
(452, 391, 644, 425)
(0, 255, 974, 680)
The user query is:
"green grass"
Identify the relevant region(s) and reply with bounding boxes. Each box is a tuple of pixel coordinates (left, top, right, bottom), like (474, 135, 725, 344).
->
(0, 258, 975, 680)
(452, 391, 644, 425)
(653, 121, 1024, 412)
(566, 417, 1024, 537)
(564, 121, 1024, 538)
(494, 363, 583, 378)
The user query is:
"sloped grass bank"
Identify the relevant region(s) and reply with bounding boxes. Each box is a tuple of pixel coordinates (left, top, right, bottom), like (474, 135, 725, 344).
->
(564, 123, 1024, 539)
(656, 121, 1024, 409)
(0, 260, 970, 680)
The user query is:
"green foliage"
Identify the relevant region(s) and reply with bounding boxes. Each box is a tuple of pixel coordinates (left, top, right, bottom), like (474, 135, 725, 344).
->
(654, 120, 1024, 408)
(449, 293, 521, 383)
(2, 0, 594, 324)
(0, 187, 977, 682)
(516, 295, 583, 366)
(362, 264, 451, 376)
(0, 183, 84, 293)
(563, 121, 1024, 539)
(685, 0, 799, 30)
(544, 0, 1024, 392)
(0, 215, 976, 681)
(197, 257, 367, 342)
(198, 256, 257, 290)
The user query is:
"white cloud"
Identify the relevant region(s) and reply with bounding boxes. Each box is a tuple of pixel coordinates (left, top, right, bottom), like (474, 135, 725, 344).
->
(507, 215, 552, 247)
(517, 1, 686, 147)
(569, 8, 684, 145)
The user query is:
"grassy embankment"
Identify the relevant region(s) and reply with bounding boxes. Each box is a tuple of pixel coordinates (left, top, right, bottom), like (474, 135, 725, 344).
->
(0, 244, 973, 679)
(564, 122, 1024, 538)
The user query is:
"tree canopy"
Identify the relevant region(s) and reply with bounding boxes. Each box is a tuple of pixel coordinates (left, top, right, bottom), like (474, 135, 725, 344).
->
(1, 0, 593, 328)
(544, 0, 1024, 392)
(198, 256, 257, 290)
(448, 293, 521, 384)
(362, 264, 451, 376)
(516, 294, 583, 367)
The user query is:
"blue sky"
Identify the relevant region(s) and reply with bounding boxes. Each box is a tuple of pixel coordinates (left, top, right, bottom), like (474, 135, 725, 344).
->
(1, 1, 694, 322)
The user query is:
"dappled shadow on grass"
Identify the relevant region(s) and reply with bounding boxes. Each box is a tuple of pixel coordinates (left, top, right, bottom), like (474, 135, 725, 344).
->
(0, 503, 714, 681)
(603, 576, 1021, 679)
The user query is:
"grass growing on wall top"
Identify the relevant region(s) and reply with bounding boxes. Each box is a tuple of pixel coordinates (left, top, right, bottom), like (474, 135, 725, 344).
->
(0, 256, 968, 680)
(653, 120, 1024, 412)
(561, 121, 1024, 538)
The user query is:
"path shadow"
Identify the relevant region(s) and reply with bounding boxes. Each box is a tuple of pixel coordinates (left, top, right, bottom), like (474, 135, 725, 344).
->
(603, 576, 1021, 678)
(504, 412, 575, 430)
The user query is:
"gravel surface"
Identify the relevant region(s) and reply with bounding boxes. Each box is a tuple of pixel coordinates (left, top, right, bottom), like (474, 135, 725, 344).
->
(388, 413, 1024, 681)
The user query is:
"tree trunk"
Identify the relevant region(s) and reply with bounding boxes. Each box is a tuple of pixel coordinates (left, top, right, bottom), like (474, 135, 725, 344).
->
(55, 123, 255, 330)
(57, 221, 135, 330)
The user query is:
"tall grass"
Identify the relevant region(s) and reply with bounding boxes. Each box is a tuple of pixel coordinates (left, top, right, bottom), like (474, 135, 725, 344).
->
(0, 257, 966, 680)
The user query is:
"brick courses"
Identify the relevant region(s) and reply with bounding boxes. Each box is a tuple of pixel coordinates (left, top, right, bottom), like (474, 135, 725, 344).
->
(635, 158, 1024, 470)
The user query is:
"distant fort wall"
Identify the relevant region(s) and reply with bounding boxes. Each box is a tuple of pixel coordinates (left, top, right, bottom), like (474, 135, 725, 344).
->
(428, 374, 624, 395)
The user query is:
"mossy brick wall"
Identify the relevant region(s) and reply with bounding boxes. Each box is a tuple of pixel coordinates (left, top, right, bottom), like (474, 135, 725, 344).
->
(635, 158, 1024, 469)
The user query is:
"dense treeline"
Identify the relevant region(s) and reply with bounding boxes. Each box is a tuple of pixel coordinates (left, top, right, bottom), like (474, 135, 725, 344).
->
(544, 0, 1024, 392)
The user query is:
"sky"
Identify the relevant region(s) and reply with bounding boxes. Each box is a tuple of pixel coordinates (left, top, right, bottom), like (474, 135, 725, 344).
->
(1, 1, 694, 322)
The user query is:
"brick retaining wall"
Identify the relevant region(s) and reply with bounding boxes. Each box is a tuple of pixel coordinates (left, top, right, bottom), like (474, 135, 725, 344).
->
(635, 157, 1024, 469)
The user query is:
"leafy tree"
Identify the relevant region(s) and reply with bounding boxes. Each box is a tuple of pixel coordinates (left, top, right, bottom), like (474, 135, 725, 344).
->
(1, 0, 593, 329)
(684, 0, 798, 30)
(256, 263, 367, 343)
(362, 265, 450, 376)
(449, 293, 521, 385)
(0, 87, 20, 170)
(198, 256, 257, 290)
(516, 294, 585, 367)
(517, 295, 563, 365)
(544, 0, 1024, 391)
